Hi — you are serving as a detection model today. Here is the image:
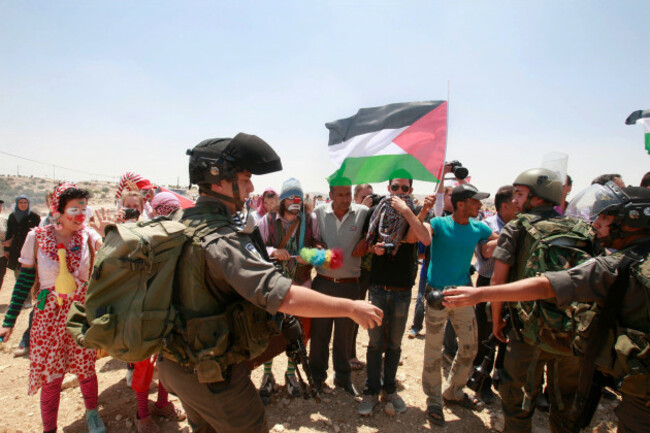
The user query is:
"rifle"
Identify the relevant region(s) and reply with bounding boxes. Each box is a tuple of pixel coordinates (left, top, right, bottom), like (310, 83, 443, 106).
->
(281, 315, 321, 403)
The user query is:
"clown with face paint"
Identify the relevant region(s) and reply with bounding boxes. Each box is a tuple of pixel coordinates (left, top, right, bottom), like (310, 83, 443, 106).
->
(0, 183, 106, 433)
(256, 178, 322, 403)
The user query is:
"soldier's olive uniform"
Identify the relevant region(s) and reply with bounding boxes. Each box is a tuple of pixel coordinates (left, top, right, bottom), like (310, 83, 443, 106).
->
(545, 237, 650, 433)
(160, 197, 292, 433)
(493, 206, 581, 433)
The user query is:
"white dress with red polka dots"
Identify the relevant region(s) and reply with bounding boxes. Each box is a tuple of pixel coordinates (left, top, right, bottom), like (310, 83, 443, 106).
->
(19, 226, 101, 395)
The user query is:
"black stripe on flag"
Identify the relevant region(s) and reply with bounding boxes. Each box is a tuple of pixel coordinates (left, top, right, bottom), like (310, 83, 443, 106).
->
(626, 109, 650, 125)
(326, 101, 445, 146)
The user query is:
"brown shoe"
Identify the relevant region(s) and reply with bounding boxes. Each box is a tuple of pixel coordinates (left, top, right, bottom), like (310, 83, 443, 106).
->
(136, 416, 161, 433)
(151, 402, 187, 421)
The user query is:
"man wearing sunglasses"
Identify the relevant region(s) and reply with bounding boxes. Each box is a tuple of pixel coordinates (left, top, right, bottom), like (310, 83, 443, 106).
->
(359, 178, 435, 416)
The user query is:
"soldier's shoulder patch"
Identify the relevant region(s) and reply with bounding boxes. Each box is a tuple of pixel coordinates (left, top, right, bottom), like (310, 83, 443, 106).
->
(245, 242, 263, 260)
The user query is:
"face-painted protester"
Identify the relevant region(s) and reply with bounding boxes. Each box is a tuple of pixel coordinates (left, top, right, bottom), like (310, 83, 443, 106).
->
(255, 177, 321, 404)
(4, 194, 41, 277)
(444, 183, 650, 433)
(0, 183, 105, 433)
(158, 133, 383, 433)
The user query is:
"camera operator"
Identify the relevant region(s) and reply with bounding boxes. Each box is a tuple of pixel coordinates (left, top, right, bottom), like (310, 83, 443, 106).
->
(408, 183, 499, 425)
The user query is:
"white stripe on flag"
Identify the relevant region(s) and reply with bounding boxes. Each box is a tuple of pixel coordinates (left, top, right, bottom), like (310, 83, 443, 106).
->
(328, 126, 408, 167)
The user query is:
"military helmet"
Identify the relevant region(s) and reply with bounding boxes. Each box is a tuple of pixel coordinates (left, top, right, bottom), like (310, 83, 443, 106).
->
(567, 182, 650, 230)
(513, 168, 563, 206)
(187, 133, 282, 185)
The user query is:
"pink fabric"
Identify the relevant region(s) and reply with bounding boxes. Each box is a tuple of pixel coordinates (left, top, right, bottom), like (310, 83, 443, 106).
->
(79, 375, 98, 410)
(255, 188, 278, 218)
(40, 376, 64, 431)
(151, 192, 181, 216)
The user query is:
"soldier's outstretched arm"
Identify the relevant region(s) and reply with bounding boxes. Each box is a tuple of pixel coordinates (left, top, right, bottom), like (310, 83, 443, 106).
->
(443, 276, 555, 308)
(278, 285, 383, 330)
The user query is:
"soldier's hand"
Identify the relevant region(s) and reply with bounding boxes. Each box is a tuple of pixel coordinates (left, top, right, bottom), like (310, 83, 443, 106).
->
(493, 317, 509, 344)
(272, 249, 291, 261)
(442, 286, 479, 308)
(350, 300, 383, 330)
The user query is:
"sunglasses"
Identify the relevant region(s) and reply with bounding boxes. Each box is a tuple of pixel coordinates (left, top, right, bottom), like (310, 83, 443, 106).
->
(390, 184, 410, 193)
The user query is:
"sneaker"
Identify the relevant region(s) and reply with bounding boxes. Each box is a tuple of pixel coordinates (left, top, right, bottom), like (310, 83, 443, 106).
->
(136, 415, 161, 433)
(259, 373, 276, 405)
(13, 344, 28, 357)
(285, 373, 301, 398)
(151, 401, 187, 421)
(381, 391, 407, 413)
(407, 328, 420, 339)
(85, 409, 107, 433)
(358, 394, 378, 416)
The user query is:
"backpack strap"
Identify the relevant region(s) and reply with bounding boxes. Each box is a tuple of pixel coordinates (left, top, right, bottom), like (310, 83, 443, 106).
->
(573, 243, 650, 418)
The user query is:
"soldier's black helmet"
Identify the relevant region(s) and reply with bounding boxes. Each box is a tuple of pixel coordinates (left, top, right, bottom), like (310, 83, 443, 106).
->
(567, 181, 650, 230)
(187, 133, 283, 186)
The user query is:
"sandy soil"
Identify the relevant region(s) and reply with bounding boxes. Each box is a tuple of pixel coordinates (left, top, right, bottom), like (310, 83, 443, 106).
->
(0, 270, 619, 433)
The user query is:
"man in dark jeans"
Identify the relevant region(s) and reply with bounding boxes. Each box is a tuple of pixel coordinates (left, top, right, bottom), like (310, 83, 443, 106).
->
(358, 178, 434, 416)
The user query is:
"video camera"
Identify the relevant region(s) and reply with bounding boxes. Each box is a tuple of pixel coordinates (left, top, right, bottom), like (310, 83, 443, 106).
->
(448, 160, 469, 180)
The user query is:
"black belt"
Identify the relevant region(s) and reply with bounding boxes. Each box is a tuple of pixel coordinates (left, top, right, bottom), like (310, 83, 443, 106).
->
(317, 274, 359, 284)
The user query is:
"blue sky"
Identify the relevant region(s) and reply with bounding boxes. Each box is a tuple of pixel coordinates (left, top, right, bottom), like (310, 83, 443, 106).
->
(1, 1, 648, 200)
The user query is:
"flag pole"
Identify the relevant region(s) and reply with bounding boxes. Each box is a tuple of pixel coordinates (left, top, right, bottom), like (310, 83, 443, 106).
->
(441, 80, 450, 184)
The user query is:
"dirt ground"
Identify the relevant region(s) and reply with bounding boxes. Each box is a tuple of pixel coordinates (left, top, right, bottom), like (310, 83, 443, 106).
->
(0, 270, 619, 433)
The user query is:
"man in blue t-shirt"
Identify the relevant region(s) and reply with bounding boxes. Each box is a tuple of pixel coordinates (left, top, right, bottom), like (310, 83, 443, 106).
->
(414, 183, 498, 425)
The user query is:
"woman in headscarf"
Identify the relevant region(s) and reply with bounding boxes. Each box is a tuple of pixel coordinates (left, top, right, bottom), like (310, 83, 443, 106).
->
(4, 195, 41, 277)
(251, 188, 279, 224)
(0, 184, 106, 433)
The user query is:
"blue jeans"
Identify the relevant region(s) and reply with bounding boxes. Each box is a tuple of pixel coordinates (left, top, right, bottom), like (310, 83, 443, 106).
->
(365, 285, 411, 395)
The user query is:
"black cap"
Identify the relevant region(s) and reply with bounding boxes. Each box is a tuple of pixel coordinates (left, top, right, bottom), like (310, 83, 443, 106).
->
(451, 184, 490, 204)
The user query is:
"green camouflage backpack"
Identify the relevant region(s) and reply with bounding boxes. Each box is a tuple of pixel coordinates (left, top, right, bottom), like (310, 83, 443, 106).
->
(67, 218, 192, 362)
(513, 213, 598, 356)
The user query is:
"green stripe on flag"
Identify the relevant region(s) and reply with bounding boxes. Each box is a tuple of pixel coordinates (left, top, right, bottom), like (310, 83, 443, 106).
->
(646, 133, 650, 155)
(327, 154, 439, 186)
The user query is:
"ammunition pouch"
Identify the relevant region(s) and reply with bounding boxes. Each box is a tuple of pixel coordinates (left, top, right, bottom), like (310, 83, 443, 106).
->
(163, 301, 281, 383)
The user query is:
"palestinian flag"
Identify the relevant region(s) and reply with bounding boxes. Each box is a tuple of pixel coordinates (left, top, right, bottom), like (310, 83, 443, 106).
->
(326, 101, 447, 185)
(625, 109, 650, 155)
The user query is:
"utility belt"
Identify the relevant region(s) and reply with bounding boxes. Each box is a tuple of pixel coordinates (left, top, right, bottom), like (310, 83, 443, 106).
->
(162, 300, 281, 384)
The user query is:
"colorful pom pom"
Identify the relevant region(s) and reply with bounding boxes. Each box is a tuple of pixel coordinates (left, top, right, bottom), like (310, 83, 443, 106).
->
(299, 247, 345, 269)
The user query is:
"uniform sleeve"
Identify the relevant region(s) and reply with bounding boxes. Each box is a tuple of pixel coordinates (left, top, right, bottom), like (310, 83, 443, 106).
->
(492, 221, 521, 266)
(205, 231, 292, 314)
(18, 230, 37, 266)
(545, 256, 619, 308)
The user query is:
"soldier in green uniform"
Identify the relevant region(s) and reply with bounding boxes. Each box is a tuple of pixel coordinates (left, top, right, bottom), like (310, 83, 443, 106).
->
(489, 168, 581, 433)
(158, 133, 383, 433)
(443, 183, 650, 433)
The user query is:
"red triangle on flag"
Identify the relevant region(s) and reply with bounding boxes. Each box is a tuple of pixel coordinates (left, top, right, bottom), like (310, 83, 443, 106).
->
(393, 101, 447, 180)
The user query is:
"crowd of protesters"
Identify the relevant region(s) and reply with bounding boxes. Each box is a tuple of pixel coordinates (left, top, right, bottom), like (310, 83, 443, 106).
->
(0, 166, 649, 433)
